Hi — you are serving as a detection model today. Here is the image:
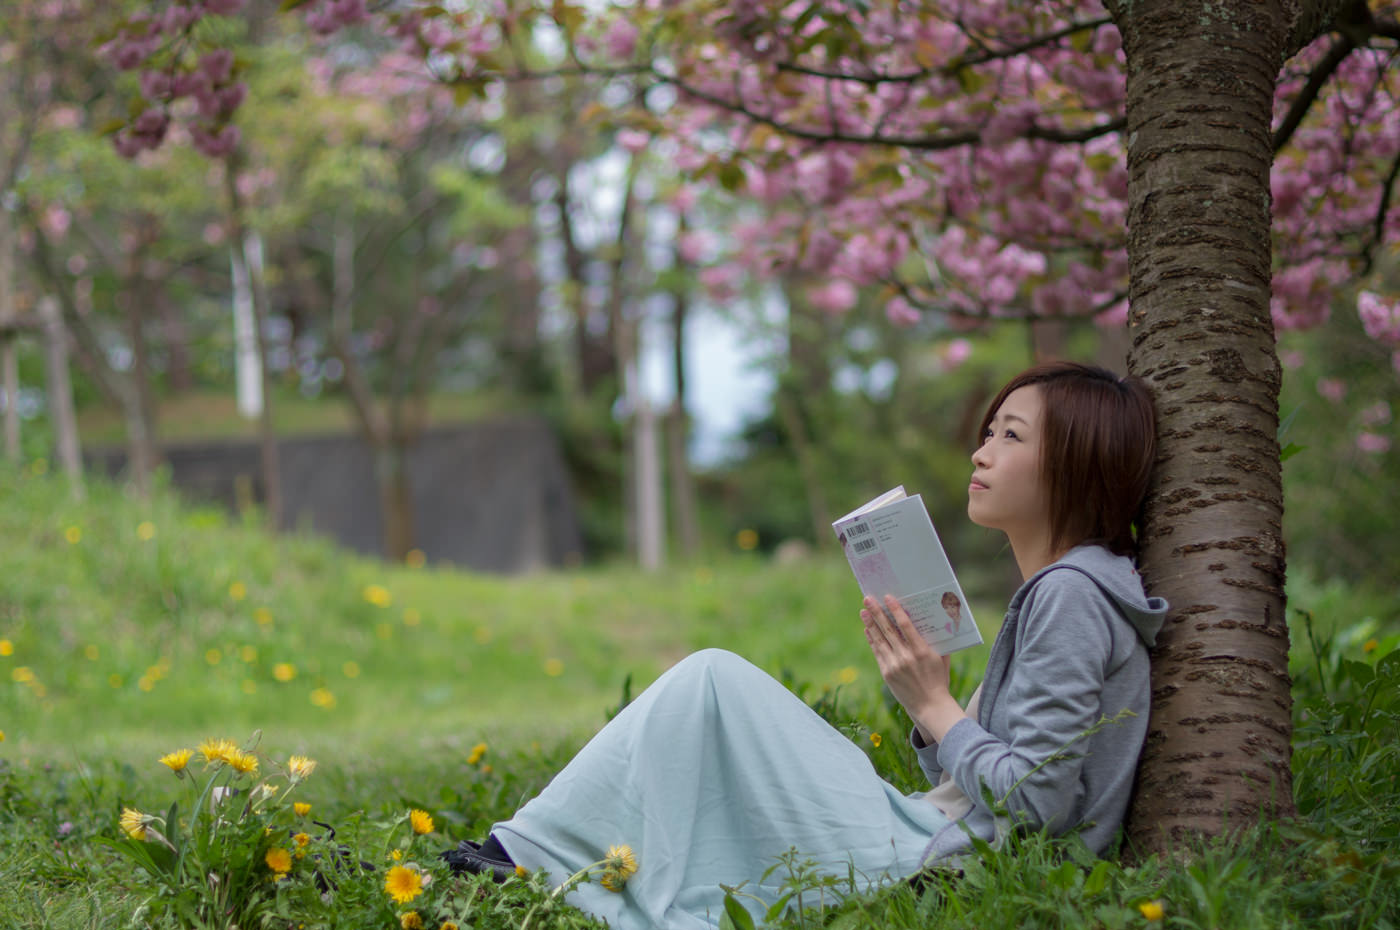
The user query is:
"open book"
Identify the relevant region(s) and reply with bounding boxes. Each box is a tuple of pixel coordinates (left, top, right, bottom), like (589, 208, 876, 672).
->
(832, 486, 982, 655)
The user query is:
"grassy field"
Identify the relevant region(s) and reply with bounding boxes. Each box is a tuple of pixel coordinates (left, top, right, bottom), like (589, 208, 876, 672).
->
(3, 463, 1397, 929)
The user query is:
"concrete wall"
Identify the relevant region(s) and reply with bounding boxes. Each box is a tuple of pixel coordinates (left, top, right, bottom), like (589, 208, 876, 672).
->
(86, 418, 585, 573)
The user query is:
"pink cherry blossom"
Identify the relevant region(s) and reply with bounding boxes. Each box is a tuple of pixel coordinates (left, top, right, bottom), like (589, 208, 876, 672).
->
(885, 296, 920, 326)
(807, 279, 858, 314)
(604, 18, 638, 59)
(1355, 432, 1391, 454)
(1316, 378, 1347, 403)
(1357, 291, 1400, 345)
(617, 128, 651, 153)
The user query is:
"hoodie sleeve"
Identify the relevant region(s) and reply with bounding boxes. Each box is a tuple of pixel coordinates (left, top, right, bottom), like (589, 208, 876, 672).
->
(935, 569, 1116, 832)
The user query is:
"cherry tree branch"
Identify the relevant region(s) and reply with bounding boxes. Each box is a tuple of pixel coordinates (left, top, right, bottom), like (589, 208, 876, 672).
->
(771, 16, 1115, 86)
(1360, 147, 1400, 276)
(1273, 34, 1357, 153)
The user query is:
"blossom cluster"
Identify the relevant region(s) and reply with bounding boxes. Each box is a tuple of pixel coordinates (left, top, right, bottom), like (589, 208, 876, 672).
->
(102, 3, 250, 158)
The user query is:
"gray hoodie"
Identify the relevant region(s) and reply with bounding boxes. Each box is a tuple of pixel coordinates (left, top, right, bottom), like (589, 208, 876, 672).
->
(913, 545, 1168, 862)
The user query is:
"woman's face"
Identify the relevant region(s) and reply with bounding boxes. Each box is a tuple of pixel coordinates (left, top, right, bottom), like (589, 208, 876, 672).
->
(968, 385, 1052, 540)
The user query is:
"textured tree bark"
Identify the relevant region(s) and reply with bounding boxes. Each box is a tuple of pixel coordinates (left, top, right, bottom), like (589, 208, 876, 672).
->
(1108, 0, 1340, 852)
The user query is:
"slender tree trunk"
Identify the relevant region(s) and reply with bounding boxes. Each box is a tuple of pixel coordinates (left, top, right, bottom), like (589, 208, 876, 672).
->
(667, 219, 701, 558)
(1, 207, 19, 463)
(0, 336, 16, 463)
(38, 295, 82, 498)
(225, 161, 283, 527)
(1110, 0, 1317, 853)
(375, 442, 416, 562)
(123, 240, 160, 497)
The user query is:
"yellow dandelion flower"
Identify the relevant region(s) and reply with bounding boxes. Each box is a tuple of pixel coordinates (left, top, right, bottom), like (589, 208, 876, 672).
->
(199, 738, 238, 765)
(514, 865, 529, 879)
(1138, 900, 1165, 921)
(363, 584, 392, 608)
(292, 832, 311, 858)
(342, 660, 361, 678)
(137, 676, 155, 692)
(64, 525, 82, 544)
(405, 548, 426, 568)
(136, 521, 156, 541)
(227, 750, 259, 775)
(409, 809, 434, 835)
(254, 607, 273, 626)
(400, 912, 424, 930)
(440, 922, 461, 930)
(402, 608, 421, 627)
(272, 663, 296, 682)
(84, 644, 99, 660)
(11, 666, 34, 683)
(265, 846, 292, 879)
(159, 749, 194, 773)
(0, 639, 12, 656)
(1364, 639, 1379, 653)
(108, 673, 123, 688)
(228, 581, 247, 601)
(205, 648, 222, 665)
(544, 658, 565, 677)
(384, 865, 424, 903)
(390, 849, 403, 861)
(294, 802, 312, 817)
(120, 807, 148, 841)
(239, 644, 257, 663)
(288, 755, 317, 780)
(869, 732, 883, 749)
(0, 731, 5, 742)
(467, 742, 487, 765)
(735, 528, 759, 550)
(836, 666, 859, 685)
(600, 844, 638, 892)
(310, 687, 336, 708)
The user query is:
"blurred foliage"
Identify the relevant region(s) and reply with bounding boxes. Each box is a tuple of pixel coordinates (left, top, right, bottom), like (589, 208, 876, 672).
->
(1277, 299, 1400, 586)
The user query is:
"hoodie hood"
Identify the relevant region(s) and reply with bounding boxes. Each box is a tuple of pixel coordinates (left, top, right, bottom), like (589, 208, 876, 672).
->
(1012, 545, 1169, 648)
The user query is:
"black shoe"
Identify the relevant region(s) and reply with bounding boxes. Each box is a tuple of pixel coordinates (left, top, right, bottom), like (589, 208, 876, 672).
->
(441, 840, 516, 883)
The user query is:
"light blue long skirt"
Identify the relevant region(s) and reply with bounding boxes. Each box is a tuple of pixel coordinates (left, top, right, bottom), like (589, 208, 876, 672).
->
(493, 649, 951, 930)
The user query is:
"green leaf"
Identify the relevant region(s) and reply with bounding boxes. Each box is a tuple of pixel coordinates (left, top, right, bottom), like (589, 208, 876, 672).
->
(721, 892, 756, 930)
(278, 0, 314, 11)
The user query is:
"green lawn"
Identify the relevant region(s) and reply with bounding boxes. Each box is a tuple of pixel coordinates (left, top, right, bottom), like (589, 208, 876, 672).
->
(2, 463, 1396, 929)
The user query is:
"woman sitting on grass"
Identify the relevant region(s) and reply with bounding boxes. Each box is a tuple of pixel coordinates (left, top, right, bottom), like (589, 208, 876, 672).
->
(444, 361, 1169, 930)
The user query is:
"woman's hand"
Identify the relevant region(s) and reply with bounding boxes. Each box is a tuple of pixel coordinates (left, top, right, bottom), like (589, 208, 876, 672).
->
(861, 595, 967, 744)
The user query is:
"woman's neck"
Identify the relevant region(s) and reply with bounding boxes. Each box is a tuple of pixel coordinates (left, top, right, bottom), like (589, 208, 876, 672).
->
(1008, 530, 1063, 582)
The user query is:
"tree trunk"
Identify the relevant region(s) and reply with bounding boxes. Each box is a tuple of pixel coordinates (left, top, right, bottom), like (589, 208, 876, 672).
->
(225, 159, 283, 528)
(667, 218, 701, 558)
(38, 295, 82, 498)
(375, 441, 416, 562)
(1, 206, 18, 463)
(1111, 0, 1313, 853)
(123, 243, 160, 497)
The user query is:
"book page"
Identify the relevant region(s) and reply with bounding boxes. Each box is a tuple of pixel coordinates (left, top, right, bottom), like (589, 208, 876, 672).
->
(833, 491, 981, 654)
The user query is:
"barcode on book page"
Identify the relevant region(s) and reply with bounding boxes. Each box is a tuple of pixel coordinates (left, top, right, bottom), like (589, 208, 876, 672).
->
(847, 522, 872, 538)
(852, 537, 878, 555)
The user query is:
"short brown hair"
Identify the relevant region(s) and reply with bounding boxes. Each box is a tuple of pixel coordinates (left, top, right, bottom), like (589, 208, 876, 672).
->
(978, 362, 1156, 558)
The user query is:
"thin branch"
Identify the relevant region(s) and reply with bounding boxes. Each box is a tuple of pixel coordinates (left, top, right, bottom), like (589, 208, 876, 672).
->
(1272, 34, 1356, 153)
(772, 16, 1115, 86)
(1360, 148, 1400, 276)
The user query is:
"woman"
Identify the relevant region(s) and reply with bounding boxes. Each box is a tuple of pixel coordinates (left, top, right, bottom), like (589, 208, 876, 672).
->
(445, 362, 1168, 930)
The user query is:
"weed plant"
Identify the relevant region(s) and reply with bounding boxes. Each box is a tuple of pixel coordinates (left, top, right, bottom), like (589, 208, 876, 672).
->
(2, 465, 1397, 929)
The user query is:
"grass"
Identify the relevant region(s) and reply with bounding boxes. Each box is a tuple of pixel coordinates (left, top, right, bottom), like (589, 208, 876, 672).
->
(2, 462, 1397, 929)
